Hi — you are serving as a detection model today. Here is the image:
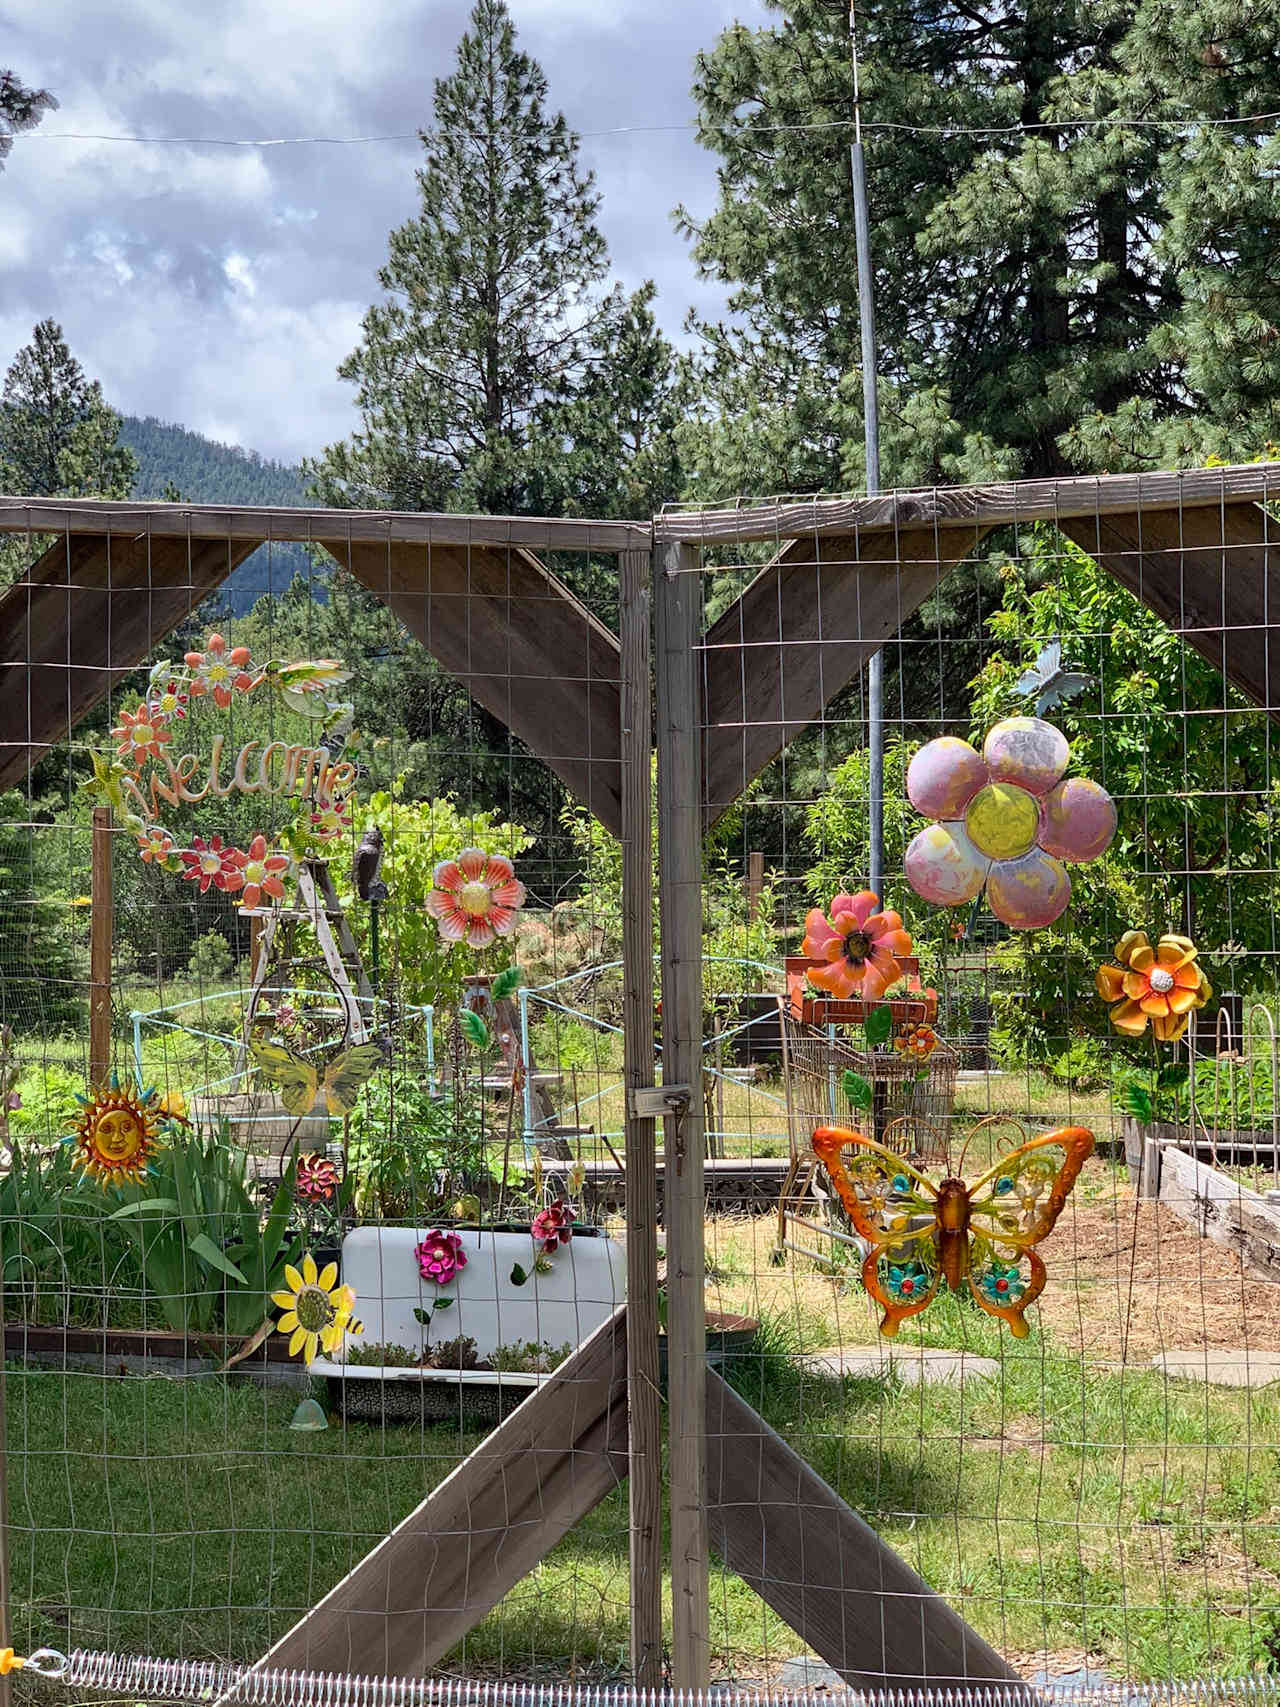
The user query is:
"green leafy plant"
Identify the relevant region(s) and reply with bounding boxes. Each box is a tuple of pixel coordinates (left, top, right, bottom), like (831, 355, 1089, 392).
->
(346, 1081, 491, 1220)
(108, 1132, 296, 1335)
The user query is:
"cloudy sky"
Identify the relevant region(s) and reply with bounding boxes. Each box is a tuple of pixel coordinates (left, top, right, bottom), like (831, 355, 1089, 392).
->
(2, 0, 766, 466)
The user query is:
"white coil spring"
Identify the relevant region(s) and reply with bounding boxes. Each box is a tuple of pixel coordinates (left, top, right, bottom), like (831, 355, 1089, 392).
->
(23, 1651, 1280, 1707)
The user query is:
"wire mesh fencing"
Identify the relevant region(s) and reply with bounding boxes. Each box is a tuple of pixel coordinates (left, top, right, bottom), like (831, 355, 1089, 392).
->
(2, 467, 1280, 1697)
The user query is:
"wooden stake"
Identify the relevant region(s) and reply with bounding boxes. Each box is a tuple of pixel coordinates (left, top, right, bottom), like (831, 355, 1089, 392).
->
(655, 538, 709, 1688)
(89, 807, 113, 1083)
(620, 545, 663, 1686)
(746, 849, 764, 920)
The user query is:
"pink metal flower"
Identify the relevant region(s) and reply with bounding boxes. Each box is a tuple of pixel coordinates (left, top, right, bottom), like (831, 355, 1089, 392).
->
(309, 797, 352, 843)
(239, 834, 291, 909)
(530, 1200, 574, 1253)
(296, 1152, 340, 1203)
(137, 826, 175, 866)
(112, 704, 171, 766)
(904, 717, 1117, 931)
(426, 849, 526, 949)
(147, 679, 188, 723)
(415, 1229, 468, 1286)
(180, 835, 245, 895)
(184, 632, 255, 708)
(801, 891, 913, 1002)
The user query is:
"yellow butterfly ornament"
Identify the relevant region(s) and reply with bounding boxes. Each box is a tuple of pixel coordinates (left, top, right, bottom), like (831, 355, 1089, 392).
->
(812, 1122, 1094, 1338)
(248, 1036, 386, 1118)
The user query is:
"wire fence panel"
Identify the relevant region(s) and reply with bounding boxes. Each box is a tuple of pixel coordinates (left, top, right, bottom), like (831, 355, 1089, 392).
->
(3, 468, 1280, 1697)
(0, 509, 646, 1685)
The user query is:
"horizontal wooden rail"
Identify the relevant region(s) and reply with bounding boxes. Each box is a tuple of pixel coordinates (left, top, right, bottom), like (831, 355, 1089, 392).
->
(656, 461, 1280, 547)
(0, 496, 650, 553)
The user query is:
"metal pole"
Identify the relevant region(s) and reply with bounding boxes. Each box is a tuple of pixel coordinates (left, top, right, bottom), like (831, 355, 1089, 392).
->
(849, 8, 885, 897)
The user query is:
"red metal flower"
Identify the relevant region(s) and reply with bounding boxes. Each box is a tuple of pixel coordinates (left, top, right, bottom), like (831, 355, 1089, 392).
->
(801, 891, 912, 1002)
(180, 835, 245, 894)
(426, 849, 526, 949)
(296, 1152, 340, 1203)
(530, 1199, 574, 1253)
(148, 679, 188, 722)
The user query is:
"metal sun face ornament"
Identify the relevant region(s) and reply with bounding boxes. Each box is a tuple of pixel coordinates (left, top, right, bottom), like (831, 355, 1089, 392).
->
(811, 1122, 1095, 1338)
(66, 1076, 169, 1187)
(904, 717, 1117, 930)
(272, 1253, 362, 1364)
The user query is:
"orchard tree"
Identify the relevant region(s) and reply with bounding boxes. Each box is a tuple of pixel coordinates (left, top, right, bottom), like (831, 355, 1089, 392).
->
(309, 0, 680, 519)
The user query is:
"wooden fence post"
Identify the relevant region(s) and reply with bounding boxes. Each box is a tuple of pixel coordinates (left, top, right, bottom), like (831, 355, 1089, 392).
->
(620, 544, 663, 1685)
(90, 807, 113, 1083)
(746, 849, 764, 920)
(655, 538, 709, 1688)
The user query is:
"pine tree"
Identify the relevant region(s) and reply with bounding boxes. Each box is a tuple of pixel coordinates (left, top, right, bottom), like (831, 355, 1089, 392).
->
(0, 70, 56, 173)
(679, 0, 1280, 486)
(0, 319, 137, 499)
(308, 0, 679, 517)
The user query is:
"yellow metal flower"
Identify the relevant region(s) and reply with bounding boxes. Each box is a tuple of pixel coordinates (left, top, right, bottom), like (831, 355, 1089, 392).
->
(1096, 929, 1212, 1043)
(158, 1089, 188, 1122)
(272, 1253, 362, 1364)
(69, 1080, 165, 1186)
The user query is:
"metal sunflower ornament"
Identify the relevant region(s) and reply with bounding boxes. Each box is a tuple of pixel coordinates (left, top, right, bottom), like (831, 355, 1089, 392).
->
(272, 1254, 362, 1364)
(65, 1074, 173, 1187)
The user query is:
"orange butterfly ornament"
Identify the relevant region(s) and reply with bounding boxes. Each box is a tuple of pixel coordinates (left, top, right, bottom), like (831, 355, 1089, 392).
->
(812, 1123, 1094, 1338)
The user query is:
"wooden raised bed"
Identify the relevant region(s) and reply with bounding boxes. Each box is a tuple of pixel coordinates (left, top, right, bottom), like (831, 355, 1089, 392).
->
(3, 1320, 303, 1378)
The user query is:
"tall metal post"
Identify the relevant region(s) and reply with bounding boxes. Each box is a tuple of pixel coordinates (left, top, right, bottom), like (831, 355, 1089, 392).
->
(654, 537, 709, 1688)
(619, 545, 663, 1685)
(849, 7, 885, 897)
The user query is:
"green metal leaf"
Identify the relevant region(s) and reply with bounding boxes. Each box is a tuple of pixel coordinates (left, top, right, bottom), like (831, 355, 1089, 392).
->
(842, 1069, 873, 1111)
(459, 1010, 491, 1050)
(509, 1262, 529, 1287)
(864, 1004, 893, 1047)
(1124, 1082, 1156, 1123)
(432, 1295, 454, 1310)
(491, 965, 524, 1001)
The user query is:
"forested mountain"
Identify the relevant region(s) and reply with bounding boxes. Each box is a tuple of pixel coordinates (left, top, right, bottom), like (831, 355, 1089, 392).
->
(120, 414, 320, 613)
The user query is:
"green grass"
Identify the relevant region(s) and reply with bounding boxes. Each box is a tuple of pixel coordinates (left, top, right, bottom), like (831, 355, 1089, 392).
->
(9, 1315, 1280, 1683)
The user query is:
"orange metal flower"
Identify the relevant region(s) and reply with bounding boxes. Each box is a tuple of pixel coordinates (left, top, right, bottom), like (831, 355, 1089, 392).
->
(894, 1023, 938, 1059)
(800, 891, 912, 1002)
(185, 632, 255, 708)
(426, 849, 527, 949)
(1096, 929, 1212, 1043)
(112, 704, 171, 766)
(239, 834, 291, 908)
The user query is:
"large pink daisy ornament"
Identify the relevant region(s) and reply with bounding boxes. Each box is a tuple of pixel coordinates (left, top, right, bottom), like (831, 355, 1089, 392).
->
(904, 717, 1116, 931)
(426, 849, 526, 949)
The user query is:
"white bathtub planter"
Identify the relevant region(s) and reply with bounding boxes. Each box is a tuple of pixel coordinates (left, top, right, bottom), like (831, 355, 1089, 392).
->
(311, 1224, 625, 1425)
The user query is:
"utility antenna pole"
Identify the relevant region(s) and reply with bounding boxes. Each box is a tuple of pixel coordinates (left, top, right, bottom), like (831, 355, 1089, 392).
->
(848, 3, 885, 897)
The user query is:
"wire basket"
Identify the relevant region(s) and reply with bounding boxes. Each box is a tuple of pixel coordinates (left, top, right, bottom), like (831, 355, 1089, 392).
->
(780, 1009, 956, 1164)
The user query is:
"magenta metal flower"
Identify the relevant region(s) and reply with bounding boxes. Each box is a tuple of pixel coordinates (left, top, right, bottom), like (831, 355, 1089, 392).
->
(415, 1229, 468, 1286)
(904, 716, 1117, 931)
(426, 849, 526, 949)
(531, 1200, 574, 1253)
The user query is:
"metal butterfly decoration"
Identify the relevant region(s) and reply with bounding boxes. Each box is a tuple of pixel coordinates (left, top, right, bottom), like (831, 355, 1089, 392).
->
(811, 1121, 1095, 1337)
(248, 1035, 387, 1118)
(1015, 640, 1094, 715)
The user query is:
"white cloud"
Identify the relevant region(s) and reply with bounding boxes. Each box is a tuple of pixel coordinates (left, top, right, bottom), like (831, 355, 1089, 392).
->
(2, 0, 767, 467)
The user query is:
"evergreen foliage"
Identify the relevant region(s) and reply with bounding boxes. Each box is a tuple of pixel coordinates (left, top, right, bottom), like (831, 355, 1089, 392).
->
(679, 0, 1280, 489)
(0, 792, 85, 1035)
(0, 69, 56, 172)
(308, 0, 680, 519)
(121, 416, 306, 507)
(0, 320, 136, 501)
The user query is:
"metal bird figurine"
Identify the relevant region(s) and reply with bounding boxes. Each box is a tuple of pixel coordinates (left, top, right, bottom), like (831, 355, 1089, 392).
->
(353, 825, 387, 903)
(1015, 640, 1094, 716)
